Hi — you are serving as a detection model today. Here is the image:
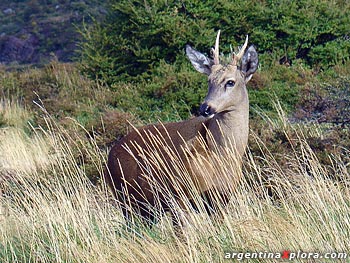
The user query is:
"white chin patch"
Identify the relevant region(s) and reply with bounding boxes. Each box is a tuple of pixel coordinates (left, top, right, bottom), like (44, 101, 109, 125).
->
(207, 114, 215, 119)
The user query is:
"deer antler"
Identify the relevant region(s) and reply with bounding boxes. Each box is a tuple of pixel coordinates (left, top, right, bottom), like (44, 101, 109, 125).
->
(212, 30, 221, 65)
(232, 35, 248, 66)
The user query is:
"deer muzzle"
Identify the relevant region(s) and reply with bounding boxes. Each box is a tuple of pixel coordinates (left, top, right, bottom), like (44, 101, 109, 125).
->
(200, 103, 216, 118)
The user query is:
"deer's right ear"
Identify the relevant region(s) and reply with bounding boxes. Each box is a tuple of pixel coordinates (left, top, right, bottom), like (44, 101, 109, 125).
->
(186, 45, 213, 75)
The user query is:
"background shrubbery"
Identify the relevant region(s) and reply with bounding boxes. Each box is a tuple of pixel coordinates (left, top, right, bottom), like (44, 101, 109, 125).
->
(80, 0, 350, 79)
(79, 0, 350, 121)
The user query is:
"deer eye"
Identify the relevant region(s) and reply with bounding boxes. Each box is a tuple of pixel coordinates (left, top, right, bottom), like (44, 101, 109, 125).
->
(225, 80, 235, 88)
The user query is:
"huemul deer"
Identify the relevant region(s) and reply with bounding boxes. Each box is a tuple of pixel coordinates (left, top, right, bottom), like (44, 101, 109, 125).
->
(106, 31, 258, 224)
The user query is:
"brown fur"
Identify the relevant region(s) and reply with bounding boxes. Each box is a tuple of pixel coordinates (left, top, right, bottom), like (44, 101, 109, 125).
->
(106, 32, 259, 223)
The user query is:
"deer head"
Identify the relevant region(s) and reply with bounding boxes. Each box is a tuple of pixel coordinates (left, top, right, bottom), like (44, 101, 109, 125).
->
(186, 31, 258, 118)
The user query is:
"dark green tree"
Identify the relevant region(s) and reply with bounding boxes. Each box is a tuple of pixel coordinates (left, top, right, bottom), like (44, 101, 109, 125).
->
(80, 0, 350, 83)
(78, 0, 350, 121)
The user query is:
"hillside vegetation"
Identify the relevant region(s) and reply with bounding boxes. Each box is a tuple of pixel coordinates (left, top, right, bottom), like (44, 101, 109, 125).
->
(0, 0, 350, 262)
(0, 0, 107, 65)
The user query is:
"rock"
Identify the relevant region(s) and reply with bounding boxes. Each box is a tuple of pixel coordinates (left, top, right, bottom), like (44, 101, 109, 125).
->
(3, 8, 14, 15)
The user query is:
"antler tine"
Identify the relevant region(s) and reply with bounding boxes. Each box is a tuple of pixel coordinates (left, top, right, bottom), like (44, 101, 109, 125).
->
(232, 35, 249, 66)
(212, 30, 221, 65)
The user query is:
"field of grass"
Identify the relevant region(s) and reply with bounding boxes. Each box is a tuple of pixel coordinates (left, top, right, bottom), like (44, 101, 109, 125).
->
(0, 94, 349, 262)
(0, 55, 349, 262)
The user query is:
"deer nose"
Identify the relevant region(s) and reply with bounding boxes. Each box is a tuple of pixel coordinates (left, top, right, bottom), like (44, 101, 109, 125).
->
(200, 103, 215, 117)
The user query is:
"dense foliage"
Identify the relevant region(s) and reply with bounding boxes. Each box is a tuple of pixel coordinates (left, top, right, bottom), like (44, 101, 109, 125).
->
(79, 0, 350, 120)
(80, 0, 350, 80)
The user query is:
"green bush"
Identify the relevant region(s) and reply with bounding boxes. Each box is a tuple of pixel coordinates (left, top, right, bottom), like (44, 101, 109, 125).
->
(80, 0, 350, 83)
(99, 58, 205, 121)
(77, 0, 350, 121)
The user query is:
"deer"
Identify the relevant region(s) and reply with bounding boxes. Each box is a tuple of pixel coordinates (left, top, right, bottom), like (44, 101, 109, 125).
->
(106, 30, 258, 226)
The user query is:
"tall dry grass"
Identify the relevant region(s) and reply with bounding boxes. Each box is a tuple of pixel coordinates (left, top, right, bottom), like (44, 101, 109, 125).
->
(0, 101, 349, 263)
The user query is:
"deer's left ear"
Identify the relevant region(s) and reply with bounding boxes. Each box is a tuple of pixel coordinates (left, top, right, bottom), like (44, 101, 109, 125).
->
(241, 45, 258, 83)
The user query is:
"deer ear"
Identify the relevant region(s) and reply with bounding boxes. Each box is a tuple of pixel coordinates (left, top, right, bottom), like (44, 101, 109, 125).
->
(241, 45, 258, 83)
(186, 45, 213, 75)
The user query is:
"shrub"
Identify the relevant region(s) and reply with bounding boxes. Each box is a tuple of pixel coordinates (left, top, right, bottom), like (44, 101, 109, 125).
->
(116, 58, 208, 121)
(80, 0, 350, 84)
(78, 0, 350, 121)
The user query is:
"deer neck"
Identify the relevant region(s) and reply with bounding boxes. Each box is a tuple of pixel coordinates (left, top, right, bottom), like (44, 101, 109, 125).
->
(207, 92, 249, 157)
